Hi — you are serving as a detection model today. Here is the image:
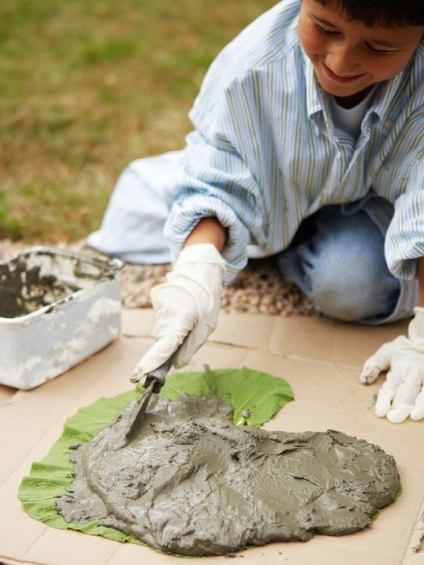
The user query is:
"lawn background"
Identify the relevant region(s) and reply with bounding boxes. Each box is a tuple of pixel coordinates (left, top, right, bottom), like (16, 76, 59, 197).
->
(1, 0, 276, 243)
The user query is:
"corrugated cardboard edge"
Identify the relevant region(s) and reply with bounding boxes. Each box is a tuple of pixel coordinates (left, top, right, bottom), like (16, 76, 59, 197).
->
(403, 494, 424, 563)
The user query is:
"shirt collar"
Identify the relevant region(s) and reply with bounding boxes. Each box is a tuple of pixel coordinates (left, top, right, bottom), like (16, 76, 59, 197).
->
(301, 48, 333, 135)
(302, 49, 325, 119)
(371, 52, 420, 122)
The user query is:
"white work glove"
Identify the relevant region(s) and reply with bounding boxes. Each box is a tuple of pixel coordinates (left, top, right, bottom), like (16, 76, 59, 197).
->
(132, 243, 226, 382)
(360, 307, 424, 423)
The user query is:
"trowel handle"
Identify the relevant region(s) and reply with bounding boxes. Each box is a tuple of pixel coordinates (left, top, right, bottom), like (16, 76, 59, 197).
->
(144, 346, 181, 393)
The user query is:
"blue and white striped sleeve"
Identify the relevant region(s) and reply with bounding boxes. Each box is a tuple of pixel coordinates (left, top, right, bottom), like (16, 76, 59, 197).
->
(164, 120, 269, 285)
(385, 159, 424, 280)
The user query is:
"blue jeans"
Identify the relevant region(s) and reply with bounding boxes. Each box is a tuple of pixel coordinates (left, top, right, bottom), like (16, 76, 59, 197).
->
(276, 205, 411, 325)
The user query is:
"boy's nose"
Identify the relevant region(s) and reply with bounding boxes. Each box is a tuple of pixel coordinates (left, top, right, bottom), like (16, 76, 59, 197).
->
(326, 44, 363, 77)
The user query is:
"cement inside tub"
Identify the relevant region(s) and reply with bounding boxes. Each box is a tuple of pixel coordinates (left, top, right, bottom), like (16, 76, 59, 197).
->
(0, 249, 117, 318)
(57, 394, 400, 556)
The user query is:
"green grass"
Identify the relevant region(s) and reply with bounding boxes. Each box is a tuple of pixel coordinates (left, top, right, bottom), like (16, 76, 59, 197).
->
(0, 0, 276, 243)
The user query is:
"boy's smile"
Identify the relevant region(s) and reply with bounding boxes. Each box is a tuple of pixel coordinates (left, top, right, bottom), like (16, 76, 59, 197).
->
(298, 0, 424, 106)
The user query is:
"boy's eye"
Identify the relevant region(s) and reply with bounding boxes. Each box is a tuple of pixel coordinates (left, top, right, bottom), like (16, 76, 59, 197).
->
(366, 43, 390, 56)
(314, 22, 393, 57)
(314, 23, 338, 36)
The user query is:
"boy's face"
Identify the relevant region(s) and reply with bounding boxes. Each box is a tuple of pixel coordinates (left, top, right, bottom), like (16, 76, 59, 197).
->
(298, 0, 424, 102)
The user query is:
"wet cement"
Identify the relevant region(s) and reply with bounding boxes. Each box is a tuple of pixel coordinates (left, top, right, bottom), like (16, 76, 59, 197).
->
(0, 249, 116, 318)
(0, 261, 78, 318)
(57, 394, 400, 556)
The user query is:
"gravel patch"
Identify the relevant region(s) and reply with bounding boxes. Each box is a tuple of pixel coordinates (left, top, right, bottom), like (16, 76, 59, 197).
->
(0, 239, 315, 317)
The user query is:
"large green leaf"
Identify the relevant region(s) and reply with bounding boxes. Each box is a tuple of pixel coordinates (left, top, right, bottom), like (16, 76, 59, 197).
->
(161, 365, 294, 427)
(18, 366, 294, 546)
(18, 388, 143, 544)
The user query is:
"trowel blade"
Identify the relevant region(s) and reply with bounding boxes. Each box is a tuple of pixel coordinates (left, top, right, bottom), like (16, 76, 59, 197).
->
(124, 381, 155, 443)
(113, 381, 155, 450)
(115, 347, 182, 450)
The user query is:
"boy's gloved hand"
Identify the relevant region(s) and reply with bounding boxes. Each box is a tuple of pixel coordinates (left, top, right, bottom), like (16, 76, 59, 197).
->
(131, 243, 226, 383)
(359, 307, 424, 423)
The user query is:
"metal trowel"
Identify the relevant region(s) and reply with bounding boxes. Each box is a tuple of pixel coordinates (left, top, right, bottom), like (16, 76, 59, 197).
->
(115, 348, 181, 449)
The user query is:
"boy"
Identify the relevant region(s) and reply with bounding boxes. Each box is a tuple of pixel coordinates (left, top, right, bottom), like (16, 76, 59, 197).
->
(88, 0, 424, 423)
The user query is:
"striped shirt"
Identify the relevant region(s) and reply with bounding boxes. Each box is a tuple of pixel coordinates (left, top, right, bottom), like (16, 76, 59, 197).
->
(164, 0, 424, 287)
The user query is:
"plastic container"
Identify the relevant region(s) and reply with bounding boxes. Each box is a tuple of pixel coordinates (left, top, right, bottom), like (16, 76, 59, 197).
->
(0, 246, 124, 389)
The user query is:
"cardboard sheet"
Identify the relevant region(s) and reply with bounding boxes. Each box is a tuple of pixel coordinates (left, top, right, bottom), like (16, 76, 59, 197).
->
(1, 308, 424, 565)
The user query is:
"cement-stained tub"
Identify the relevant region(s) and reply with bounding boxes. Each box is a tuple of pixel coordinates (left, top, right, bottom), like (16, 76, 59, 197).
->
(57, 394, 400, 556)
(0, 246, 123, 389)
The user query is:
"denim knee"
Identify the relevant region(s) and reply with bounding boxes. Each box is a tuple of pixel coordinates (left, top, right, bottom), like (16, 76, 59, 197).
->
(276, 205, 409, 324)
(299, 220, 400, 323)
(305, 258, 398, 322)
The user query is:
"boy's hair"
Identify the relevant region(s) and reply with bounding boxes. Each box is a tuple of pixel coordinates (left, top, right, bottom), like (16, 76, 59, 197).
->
(317, 0, 424, 27)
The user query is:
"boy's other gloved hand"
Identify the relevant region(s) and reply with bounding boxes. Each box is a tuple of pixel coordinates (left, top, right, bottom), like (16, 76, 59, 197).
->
(360, 307, 424, 423)
(131, 243, 226, 383)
